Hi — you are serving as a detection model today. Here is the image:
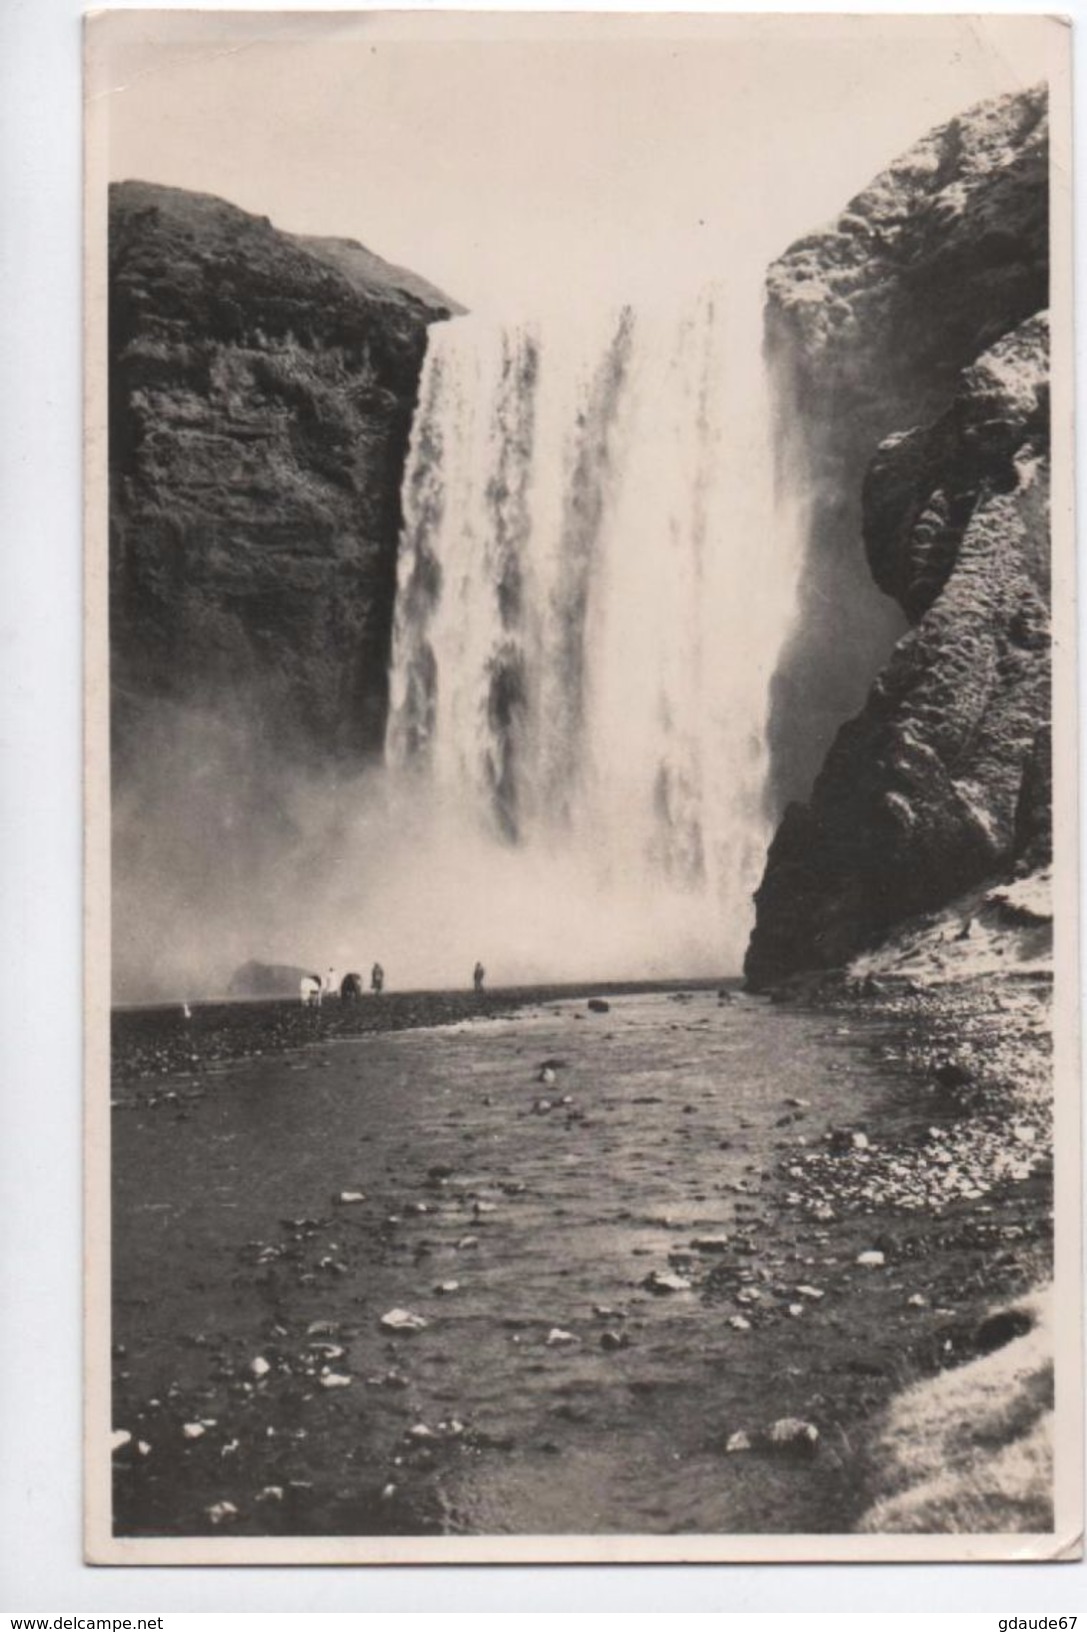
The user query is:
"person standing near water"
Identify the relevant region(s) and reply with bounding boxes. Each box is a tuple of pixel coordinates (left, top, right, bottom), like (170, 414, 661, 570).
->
(371, 962, 384, 994)
(473, 961, 485, 993)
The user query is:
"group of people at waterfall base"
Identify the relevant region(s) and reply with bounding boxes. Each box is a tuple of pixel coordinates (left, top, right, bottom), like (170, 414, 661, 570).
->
(299, 961, 486, 1006)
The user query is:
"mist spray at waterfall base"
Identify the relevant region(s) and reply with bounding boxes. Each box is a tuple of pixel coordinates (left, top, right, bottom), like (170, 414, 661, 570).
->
(112, 283, 802, 1001)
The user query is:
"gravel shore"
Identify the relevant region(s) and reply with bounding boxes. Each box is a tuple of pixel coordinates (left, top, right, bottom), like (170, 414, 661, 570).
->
(109, 973, 1054, 1541)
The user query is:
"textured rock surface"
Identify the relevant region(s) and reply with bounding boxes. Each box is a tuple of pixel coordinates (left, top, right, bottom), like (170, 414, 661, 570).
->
(109, 182, 459, 1000)
(747, 88, 1050, 989)
(110, 180, 459, 770)
(764, 85, 1048, 810)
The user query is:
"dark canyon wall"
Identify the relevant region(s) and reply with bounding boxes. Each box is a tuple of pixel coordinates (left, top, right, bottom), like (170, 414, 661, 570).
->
(747, 86, 1051, 988)
(109, 180, 459, 773)
(108, 182, 458, 999)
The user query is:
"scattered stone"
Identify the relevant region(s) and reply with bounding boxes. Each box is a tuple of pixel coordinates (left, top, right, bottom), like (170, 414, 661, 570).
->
(828, 1127, 869, 1154)
(206, 1501, 239, 1525)
(381, 1483, 397, 1501)
(434, 1280, 460, 1295)
(795, 1285, 825, 1301)
(427, 1163, 454, 1181)
(600, 1330, 630, 1351)
(766, 1417, 820, 1456)
(368, 1369, 409, 1389)
(592, 1304, 625, 1320)
(182, 1423, 206, 1441)
(587, 999, 610, 1013)
(725, 1430, 753, 1453)
(408, 1423, 436, 1441)
(975, 1306, 1035, 1355)
(787, 1303, 804, 1317)
(539, 1067, 557, 1086)
(319, 1372, 352, 1389)
(255, 1485, 284, 1503)
(545, 1327, 579, 1346)
(380, 1308, 429, 1334)
(457, 1235, 479, 1250)
(404, 1201, 429, 1215)
(110, 1429, 132, 1453)
(306, 1320, 339, 1337)
(784, 1096, 810, 1108)
(907, 1293, 928, 1308)
(137, 1441, 151, 1457)
(855, 1250, 886, 1268)
(643, 1269, 692, 1294)
(249, 1356, 271, 1379)
(728, 1315, 752, 1332)
(336, 1191, 366, 1205)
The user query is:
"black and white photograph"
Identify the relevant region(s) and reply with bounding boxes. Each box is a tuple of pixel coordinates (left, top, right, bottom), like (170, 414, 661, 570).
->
(84, 9, 1079, 1563)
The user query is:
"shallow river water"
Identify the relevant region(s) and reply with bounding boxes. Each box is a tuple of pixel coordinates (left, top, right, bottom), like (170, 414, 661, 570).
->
(112, 988, 947, 1538)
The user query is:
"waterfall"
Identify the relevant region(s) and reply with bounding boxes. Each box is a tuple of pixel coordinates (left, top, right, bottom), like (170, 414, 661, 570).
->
(382, 287, 801, 986)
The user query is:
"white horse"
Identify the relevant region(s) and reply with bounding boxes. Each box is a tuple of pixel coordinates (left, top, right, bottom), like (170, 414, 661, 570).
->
(300, 974, 323, 1008)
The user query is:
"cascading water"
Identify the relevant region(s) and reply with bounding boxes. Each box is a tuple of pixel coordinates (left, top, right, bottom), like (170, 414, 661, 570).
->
(381, 286, 802, 986)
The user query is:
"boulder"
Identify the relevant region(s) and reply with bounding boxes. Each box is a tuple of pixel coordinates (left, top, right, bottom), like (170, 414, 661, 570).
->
(380, 1308, 429, 1334)
(765, 1418, 820, 1456)
(643, 1269, 693, 1294)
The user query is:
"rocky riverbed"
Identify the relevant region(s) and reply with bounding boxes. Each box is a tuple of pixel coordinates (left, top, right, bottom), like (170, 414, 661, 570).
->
(110, 976, 1053, 1540)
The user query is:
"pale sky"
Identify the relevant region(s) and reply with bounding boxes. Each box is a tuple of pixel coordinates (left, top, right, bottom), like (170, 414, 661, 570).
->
(92, 11, 1063, 316)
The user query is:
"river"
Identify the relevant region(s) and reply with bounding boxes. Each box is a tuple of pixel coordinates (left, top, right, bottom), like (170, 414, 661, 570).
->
(111, 986, 997, 1539)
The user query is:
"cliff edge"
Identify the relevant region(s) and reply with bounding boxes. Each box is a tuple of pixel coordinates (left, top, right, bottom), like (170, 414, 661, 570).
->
(109, 181, 459, 770)
(747, 87, 1051, 989)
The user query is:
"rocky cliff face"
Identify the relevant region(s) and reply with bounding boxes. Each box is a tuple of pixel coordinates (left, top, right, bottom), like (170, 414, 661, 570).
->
(746, 87, 1051, 989)
(109, 181, 459, 771)
(109, 182, 459, 1001)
